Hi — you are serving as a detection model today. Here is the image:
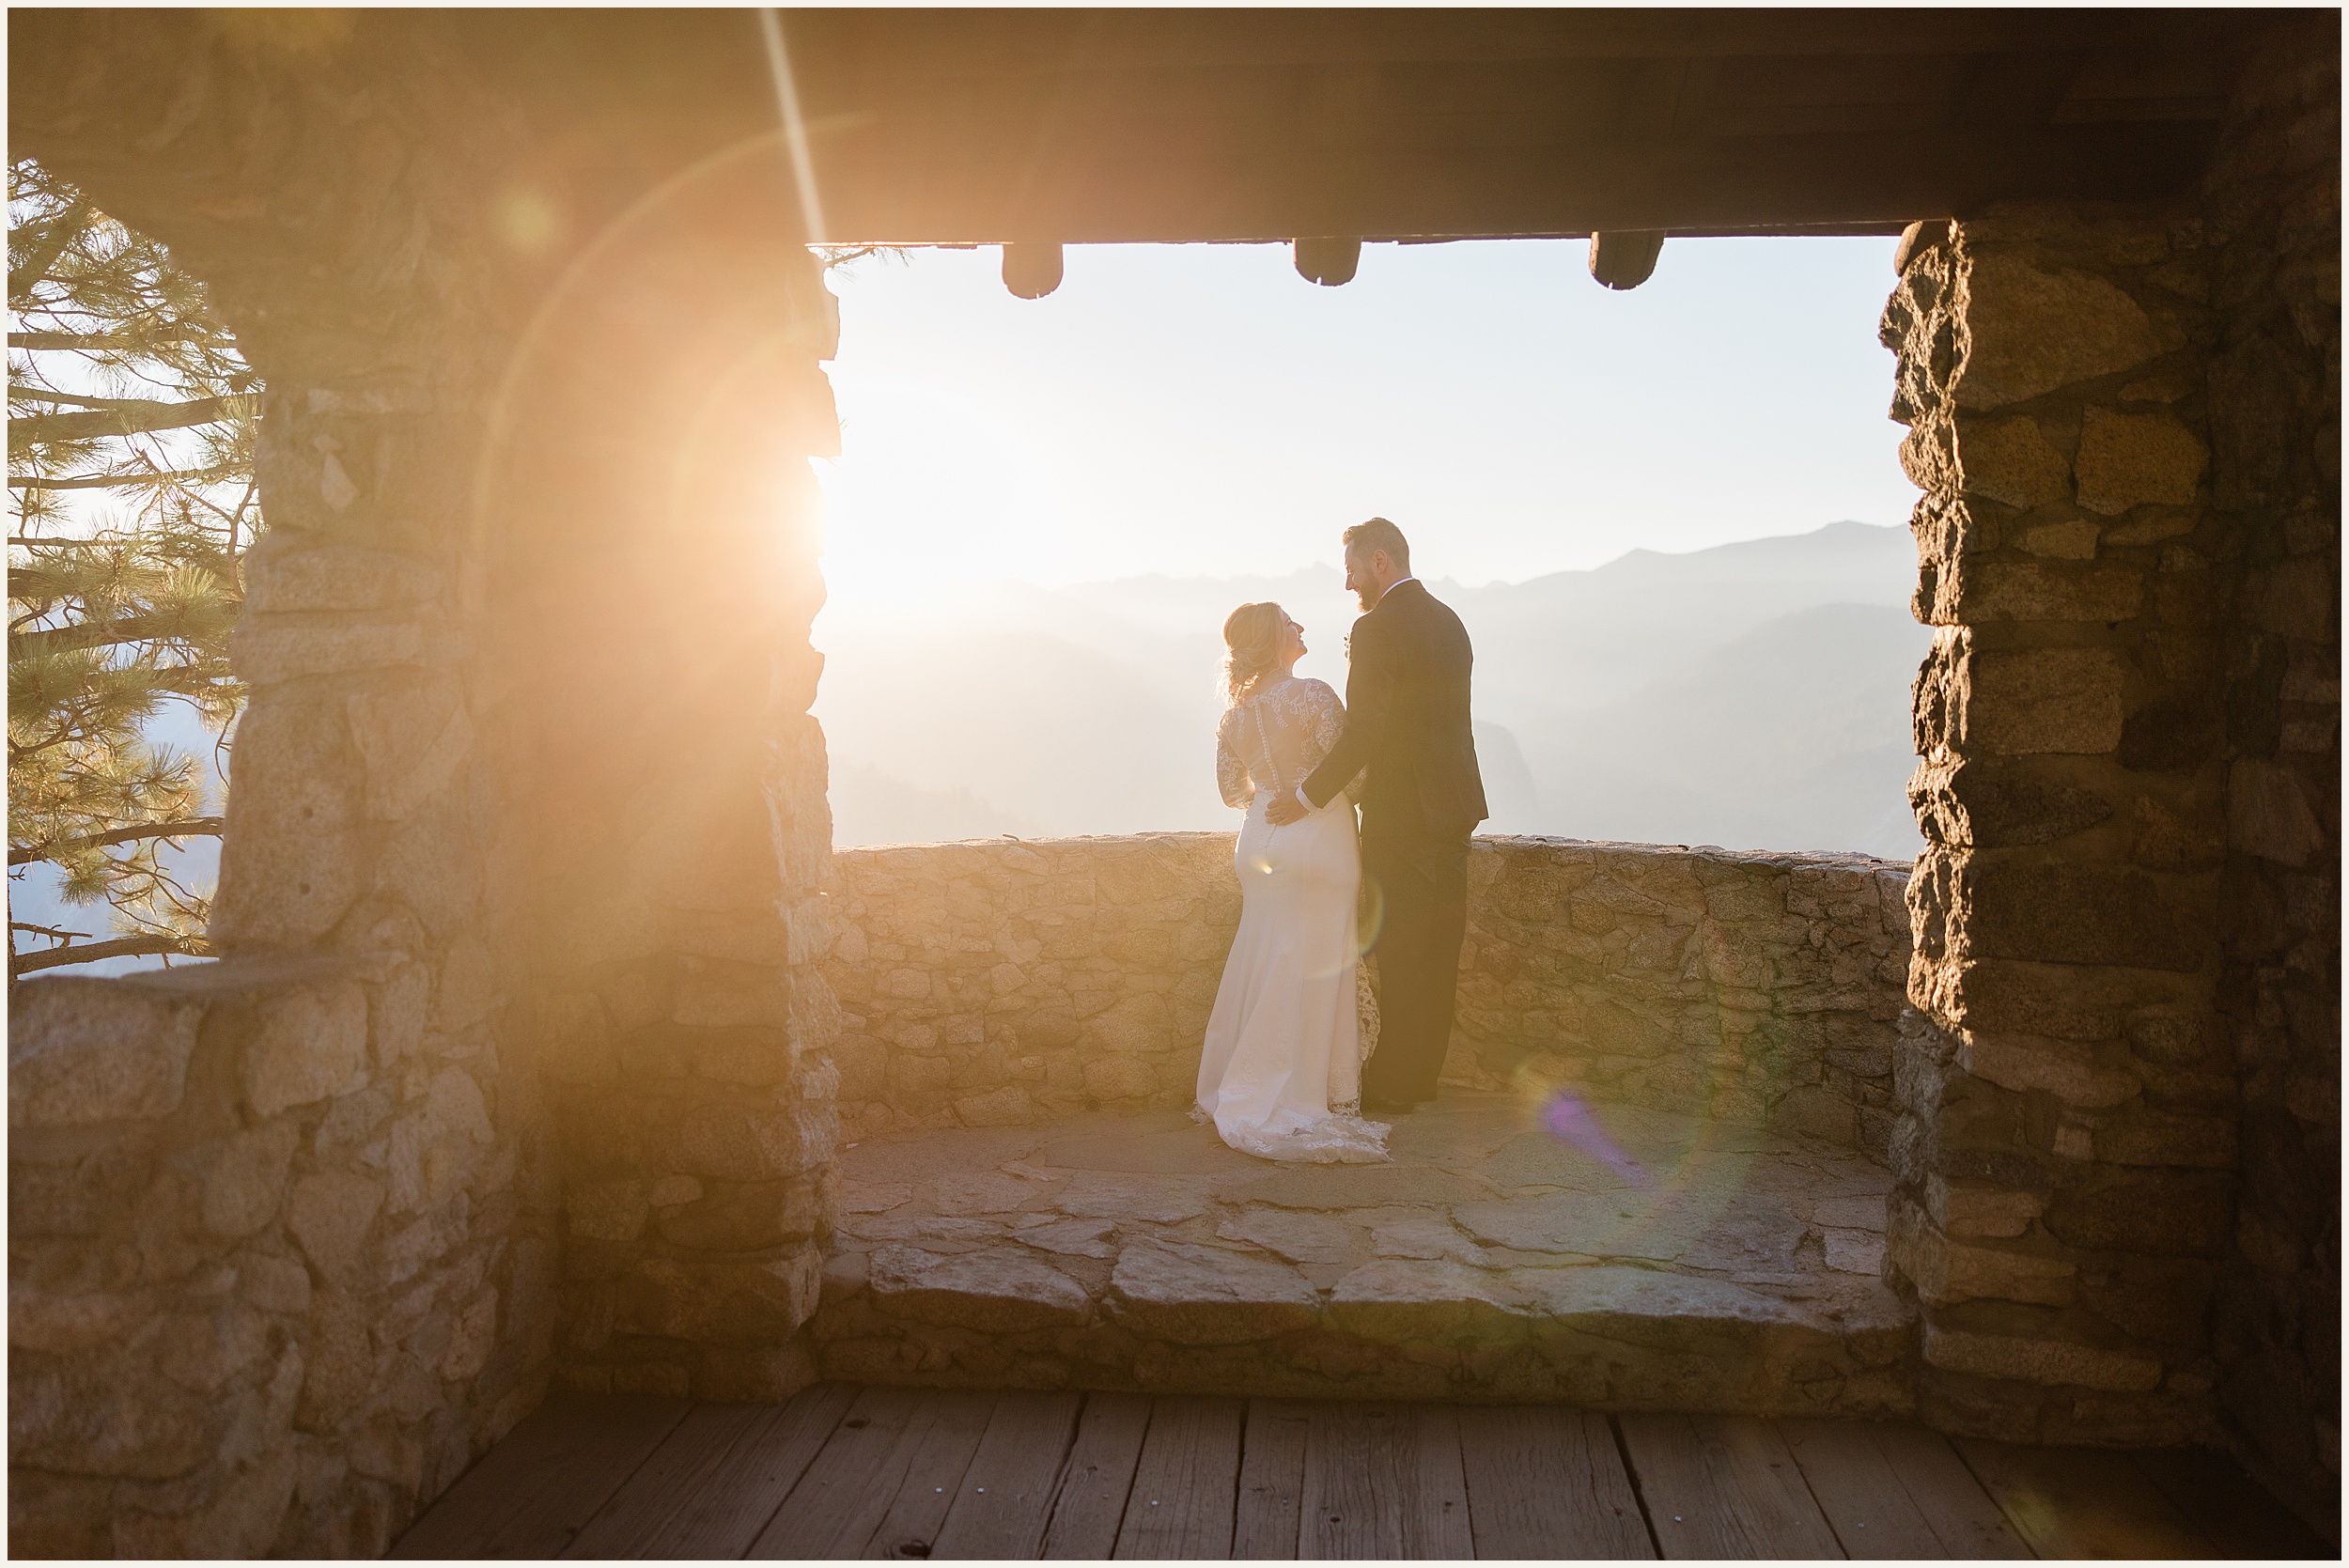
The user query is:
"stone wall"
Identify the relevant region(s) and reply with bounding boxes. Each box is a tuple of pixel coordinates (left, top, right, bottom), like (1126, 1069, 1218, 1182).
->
(2200, 18, 2341, 1529)
(823, 834, 1911, 1153)
(1882, 22, 2341, 1491)
(825, 836, 1240, 1134)
(8, 957, 558, 1557)
(1447, 839, 1912, 1159)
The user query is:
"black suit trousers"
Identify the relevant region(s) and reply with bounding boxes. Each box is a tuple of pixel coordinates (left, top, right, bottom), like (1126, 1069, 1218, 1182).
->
(1359, 825, 1470, 1105)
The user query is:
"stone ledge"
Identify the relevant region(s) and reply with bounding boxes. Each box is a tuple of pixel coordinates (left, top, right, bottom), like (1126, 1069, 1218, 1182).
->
(8, 977, 207, 1128)
(871, 1245, 1091, 1333)
(8, 955, 397, 1132)
(807, 1094, 1913, 1415)
(817, 1244, 1915, 1414)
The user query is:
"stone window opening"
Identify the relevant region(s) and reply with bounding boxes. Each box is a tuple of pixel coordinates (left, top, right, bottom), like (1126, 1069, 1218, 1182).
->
(791, 228, 1923, 1413)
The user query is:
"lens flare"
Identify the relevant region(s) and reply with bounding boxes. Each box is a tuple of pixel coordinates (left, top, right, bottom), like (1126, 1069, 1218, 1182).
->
(1540, 1089, 1651, 1188)
(757, 8, 828, 245)
(493, 187, 562, 255)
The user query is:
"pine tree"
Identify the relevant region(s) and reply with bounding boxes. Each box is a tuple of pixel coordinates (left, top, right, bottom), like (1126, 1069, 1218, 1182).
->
(8, 157, 260, 978)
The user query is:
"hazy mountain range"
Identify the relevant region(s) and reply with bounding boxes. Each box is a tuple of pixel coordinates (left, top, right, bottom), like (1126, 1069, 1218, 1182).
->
(817, 520, 1931, 860)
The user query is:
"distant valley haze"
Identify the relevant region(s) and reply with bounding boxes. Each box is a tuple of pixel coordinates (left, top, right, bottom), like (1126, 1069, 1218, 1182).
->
(816, 520, 1930, 861)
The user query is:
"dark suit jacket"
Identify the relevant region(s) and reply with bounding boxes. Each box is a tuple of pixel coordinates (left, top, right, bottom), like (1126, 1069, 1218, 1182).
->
(1300, 579, 1488, 839)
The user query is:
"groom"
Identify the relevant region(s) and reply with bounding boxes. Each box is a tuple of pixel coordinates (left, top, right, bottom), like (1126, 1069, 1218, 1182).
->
(1267, 518, 1486, 1113)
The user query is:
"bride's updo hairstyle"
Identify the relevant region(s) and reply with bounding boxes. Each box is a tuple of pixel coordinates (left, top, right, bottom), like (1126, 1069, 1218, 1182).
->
(1220, 601, 1287, 706)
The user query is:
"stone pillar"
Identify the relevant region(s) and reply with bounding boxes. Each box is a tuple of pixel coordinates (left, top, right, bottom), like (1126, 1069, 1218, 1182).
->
(1885, 201, 2235, 1445)
(468, 141, 844, 1401)
(2200, 20, 2341, 1528)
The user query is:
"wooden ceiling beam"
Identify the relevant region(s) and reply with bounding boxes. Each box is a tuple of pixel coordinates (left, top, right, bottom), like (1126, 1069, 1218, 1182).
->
(1946, 50, 2092, 133)
(5, 8, 2276, 271)
(780, 54, 2226, 163)
(810, 119, 2223, 244)
(777, 8, 2248, 78)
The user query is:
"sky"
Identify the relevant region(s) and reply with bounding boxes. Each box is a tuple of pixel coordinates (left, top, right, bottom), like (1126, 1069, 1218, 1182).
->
(813, 234, 1915, 613)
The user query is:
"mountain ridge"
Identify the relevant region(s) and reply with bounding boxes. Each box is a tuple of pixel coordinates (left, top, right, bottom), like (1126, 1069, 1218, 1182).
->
(814, 520, 1928, 857)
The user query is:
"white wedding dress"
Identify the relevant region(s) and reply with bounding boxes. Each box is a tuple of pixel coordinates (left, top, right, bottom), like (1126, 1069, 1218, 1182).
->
(1196, 676, 1390, 1163)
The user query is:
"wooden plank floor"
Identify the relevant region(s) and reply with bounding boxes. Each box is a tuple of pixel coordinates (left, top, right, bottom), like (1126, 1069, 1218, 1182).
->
(395, 1386, 2334, 1560)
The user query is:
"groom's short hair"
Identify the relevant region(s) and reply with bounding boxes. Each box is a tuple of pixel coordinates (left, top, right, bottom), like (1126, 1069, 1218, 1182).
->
(1343, 517, 1410, 572)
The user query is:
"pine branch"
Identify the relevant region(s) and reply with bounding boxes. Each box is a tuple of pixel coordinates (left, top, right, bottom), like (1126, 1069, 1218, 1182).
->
(8, 667, 239, 760)
(8, 328, 208, 352)
(9, 465, 242, 492)
(11, 388, 194, 410)
(101, 661, 237, 704)
(10, 931, 209, 976)
(10, 921, 94, 940)
(11, 612, 236, 662)
(9, 815, 225, 866)
(8, 199, 93, 303)
(8, 394, 258, 445)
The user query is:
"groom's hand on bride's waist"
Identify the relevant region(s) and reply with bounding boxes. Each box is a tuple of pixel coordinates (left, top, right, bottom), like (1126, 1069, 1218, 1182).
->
(1265, 787, 1312, 826)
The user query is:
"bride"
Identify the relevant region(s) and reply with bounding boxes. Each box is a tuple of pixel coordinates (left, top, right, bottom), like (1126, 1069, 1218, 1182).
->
(1195, 602, 1390, 1163)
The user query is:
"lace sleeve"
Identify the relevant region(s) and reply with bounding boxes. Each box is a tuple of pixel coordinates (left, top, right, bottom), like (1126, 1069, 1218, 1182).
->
(1216, 709, 1253, 808)
(1306, 681, 1369, 805)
